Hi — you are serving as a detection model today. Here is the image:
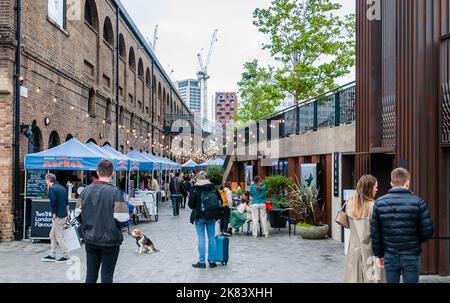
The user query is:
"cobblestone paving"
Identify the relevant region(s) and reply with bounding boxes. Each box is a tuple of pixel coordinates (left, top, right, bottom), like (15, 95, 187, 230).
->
(0, 204, 448, 283)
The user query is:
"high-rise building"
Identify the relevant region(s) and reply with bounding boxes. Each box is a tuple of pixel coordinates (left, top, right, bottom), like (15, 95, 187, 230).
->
(215, 92, 238, 131)
(175, 79, 201, 114)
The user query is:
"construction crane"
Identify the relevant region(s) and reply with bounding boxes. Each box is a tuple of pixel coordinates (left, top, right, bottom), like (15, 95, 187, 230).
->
(152, 25, 159, 51)
(197, 29, 218, 128)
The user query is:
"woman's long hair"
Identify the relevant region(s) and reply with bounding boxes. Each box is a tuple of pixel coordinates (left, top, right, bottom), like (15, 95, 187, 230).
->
(352, 175, 377, 218)
(254, 176, 262, 191)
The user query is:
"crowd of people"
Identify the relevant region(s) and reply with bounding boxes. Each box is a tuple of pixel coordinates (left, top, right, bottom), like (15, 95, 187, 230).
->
(39, 159, 435, 283)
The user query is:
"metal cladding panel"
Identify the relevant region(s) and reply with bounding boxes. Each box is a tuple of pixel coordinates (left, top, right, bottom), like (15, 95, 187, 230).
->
(356, 0, 450, 274)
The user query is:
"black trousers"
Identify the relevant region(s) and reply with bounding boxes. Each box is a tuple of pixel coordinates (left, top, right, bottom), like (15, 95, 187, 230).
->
(220, 207, 231, 233)
(85, 243, 120, 283)
(171, 195, 182, 216)
(182, 195, 188, 208)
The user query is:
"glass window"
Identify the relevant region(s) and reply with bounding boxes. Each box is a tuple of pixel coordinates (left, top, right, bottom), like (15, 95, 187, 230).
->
(179, 81, 189, 88)
(48, 0, 66, 28)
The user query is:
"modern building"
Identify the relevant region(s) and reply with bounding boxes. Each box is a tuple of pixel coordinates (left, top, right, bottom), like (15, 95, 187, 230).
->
(0, 0, 191, 241)
(174, 79, 201, 114)
(215, 92, 238, 131)
(355, 0, 449, 275)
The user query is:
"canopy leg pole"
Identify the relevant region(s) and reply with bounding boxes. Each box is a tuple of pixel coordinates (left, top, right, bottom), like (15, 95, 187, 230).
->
(23, 170, 27, 241)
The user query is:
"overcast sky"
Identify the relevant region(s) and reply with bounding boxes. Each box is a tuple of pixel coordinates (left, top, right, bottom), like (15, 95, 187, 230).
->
(120, 0, 355, 103)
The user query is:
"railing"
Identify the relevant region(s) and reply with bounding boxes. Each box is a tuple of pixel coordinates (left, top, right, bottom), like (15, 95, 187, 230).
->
(237, 82, 356, 145)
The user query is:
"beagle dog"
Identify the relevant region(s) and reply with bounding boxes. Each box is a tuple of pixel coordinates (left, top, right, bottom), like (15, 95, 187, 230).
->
(131, 229, 158, 254)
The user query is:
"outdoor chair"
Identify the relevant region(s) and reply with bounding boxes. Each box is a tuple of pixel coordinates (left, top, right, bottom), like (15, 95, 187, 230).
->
(279, 208, 305, 236)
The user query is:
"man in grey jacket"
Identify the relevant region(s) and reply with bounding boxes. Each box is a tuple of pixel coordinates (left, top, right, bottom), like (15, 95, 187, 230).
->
(77, 160, 129, 283)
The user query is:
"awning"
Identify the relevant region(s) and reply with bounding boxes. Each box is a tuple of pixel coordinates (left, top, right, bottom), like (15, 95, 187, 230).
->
(24, 138, 105, 171)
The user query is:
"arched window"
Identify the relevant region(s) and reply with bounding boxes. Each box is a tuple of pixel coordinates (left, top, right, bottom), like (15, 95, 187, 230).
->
(129, 47, 136, 70)
(48, 0, 66, 29)
(119, 34, 126, 58)
(48, 131, 61, 149)
(146, 68, 151, 87)
(65, 134, 73, 142)
(103, 142, 111, 147)
(87, 138, 97, 144)
(84, 0, 99, 31)
(120, 145, 124, 153)
(103, 17, 114, 46)
(31, 127, 43, 153)
(88, 88, 96, 116)
(105, 99, 112, 122)
(138, 59, 144, 78)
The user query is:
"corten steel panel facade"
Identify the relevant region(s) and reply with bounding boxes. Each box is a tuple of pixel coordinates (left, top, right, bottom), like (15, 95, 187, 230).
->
(356, 0, 450, 275)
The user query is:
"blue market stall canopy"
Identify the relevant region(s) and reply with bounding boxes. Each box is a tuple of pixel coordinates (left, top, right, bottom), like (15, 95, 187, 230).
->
(142, 153, 164, 170)
(86, 142, 128, 171)
(162, 157, 181, 170)
(182, 159, 198, 169)
(102, 145, 140, 171)
(25, 138, 105, 171)
(127, 150, 157, 171)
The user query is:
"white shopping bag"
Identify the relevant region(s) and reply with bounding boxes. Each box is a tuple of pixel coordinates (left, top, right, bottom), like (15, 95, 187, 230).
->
(62, 226, 82, 252)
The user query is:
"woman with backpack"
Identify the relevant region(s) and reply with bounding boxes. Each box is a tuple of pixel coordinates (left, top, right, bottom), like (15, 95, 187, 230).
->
(188, 172, 223, 269)
(250, 176, 269, 238)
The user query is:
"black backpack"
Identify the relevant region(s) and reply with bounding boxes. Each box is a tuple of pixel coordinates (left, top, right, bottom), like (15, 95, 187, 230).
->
(200, 188, 222, 220)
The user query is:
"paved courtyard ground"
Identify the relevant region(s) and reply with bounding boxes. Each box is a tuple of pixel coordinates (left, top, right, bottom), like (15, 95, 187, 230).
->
(0, 203, 448, 283)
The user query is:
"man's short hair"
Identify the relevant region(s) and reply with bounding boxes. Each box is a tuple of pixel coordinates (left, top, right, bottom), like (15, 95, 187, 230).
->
(45, 173, 56, 183)
(175, 171, 180, 177)
(97, 160, 114, 177)
(391, 168, 411, 187)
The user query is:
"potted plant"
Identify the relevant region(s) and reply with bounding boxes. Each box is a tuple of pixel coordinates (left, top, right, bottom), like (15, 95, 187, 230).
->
(263, 175, 293, 228)
(287, 180, 328, 239)
(206, 165, 224, 186)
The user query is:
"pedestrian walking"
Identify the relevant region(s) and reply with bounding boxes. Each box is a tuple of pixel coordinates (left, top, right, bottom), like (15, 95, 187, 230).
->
(182, 175, 192, 209)
(188, 172, 222, 269)
(41, 173, 70, 263)
(371, 168, 434, 283)
(249, 176, 269, 238)
(344, 175, 386, 283)
(169, 171, 185, 216)
(76, 160, 129, 283)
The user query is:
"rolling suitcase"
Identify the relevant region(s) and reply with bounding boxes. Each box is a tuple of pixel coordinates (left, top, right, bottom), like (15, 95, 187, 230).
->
(215, 235, 230, 265)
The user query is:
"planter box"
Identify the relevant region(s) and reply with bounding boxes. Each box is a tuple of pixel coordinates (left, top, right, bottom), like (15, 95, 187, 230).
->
(268, 210, 287, 228)
(296, 224, 329, 240)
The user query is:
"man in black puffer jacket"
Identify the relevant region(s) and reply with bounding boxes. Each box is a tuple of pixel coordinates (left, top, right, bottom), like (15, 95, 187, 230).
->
(371, 168, 434, 283)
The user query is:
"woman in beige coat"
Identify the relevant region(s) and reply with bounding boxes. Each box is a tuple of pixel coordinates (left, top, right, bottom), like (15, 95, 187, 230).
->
(344, 175, 386, 283)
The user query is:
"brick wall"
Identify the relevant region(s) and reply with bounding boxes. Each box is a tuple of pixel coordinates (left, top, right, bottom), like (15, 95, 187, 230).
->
(0, 0, 189, 241)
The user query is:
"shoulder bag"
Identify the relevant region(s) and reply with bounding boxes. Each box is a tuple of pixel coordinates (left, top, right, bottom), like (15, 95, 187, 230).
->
(335, 199, 350, 229)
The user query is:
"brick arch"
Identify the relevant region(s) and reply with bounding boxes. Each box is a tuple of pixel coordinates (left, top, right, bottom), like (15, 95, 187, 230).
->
(84, 0, 99, 31)
(48, 131, 61, 149)
(103, 16, 114, 46)
(138, 58, 144, 78)
(129, 47, 136, 70)
(119, 34, 126, 58)
(31, 126, 43, 153)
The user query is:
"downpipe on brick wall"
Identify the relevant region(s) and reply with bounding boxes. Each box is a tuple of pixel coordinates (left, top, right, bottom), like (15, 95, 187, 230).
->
(13, 0, 23, 240)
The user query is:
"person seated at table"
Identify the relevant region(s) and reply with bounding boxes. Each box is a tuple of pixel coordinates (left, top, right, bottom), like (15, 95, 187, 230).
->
(229, 191, 252, 233)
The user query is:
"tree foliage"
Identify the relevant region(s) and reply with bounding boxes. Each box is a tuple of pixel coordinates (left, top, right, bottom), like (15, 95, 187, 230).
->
(236, 0, 355, 124)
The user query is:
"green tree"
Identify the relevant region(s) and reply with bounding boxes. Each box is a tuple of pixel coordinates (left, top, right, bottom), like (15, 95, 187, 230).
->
(255, 0, 355, 103)
(235, 60, 286, 125)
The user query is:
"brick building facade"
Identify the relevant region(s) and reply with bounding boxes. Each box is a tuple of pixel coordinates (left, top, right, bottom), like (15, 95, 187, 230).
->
(0, 0, 190, 241)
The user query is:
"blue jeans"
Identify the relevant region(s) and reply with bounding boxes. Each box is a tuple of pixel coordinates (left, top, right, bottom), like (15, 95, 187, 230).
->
(384, 253, 420, 283)
(195, 218, 216, 264)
